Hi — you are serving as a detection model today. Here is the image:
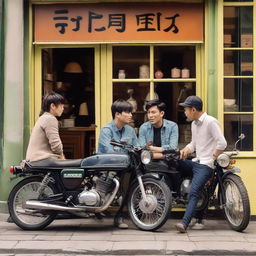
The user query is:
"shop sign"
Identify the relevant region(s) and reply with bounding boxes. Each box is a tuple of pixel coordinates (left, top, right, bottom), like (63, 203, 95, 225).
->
(34, 3, 203, 42)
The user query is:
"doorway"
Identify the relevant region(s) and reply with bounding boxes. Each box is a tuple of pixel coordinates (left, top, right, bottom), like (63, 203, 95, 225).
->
(40, 47, 97, 158)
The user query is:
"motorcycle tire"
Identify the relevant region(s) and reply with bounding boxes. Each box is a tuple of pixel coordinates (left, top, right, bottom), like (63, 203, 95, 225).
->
(8, 176, 58, 230)
(222, 174, 250, 232)
(128, 177, 172, 231)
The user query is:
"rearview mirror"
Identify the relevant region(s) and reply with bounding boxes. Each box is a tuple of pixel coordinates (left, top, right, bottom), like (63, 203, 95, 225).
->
(239, 133, 245, 140)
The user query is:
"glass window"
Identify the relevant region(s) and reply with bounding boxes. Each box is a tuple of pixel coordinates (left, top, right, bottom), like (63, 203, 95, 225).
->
(224, 7, 253, 48)
(113, 46, 150, 79)
(154, 46, 196, 78)
(224, 114, 253, 151)
(224, 78, 253, 112)
(223, 4, 254, 152)
(112, 45, 196, 149)
(224, 50, 253, 76)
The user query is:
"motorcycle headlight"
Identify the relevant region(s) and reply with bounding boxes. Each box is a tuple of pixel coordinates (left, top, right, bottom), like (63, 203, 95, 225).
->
(217, 153, 230, 168)
(141, 150, 152, 165)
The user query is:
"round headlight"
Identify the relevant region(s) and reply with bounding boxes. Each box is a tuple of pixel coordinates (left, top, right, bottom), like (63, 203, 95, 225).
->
(217, 153, 230, 168)
(141, 150, 152, 165)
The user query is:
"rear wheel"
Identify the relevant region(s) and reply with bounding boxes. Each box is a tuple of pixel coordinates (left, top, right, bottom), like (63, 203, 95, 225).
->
(8, 177, 58, 230)
(128, 177, 172, 231)
(222, 174, 250, 232)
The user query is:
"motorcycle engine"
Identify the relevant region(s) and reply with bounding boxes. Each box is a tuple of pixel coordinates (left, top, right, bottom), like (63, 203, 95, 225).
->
(180, 179, 191, 197)
(78, 188, 100, 206)
(78, 173, 115, 206)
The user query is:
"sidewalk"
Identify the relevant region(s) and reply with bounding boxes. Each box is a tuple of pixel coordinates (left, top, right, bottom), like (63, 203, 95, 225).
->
(0, 213, 256, 255)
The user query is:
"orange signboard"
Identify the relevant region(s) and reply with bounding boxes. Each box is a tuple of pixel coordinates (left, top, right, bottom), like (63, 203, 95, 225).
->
(34, 3, 204, 42)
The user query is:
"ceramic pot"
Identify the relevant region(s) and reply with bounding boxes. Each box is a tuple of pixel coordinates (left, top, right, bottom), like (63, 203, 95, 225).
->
(171, 67, 181, 78)
(155, 70, 164, 78)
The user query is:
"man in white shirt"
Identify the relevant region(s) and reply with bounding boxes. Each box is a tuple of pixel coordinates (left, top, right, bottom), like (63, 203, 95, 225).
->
(175, 96, 227, 233)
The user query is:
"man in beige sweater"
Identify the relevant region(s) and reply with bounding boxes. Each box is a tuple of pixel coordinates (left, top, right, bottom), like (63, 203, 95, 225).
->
(26, 92, 65, 162)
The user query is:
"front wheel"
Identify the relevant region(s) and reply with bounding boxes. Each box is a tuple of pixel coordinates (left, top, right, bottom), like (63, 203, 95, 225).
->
(8, 177, 58, 230)
(128, 177, 172, 231)
(222, 174, 250, 232)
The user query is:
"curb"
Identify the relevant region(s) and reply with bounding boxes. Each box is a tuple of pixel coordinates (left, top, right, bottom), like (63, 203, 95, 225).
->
(0, 248, 256, 255)
(0, 213, 9, 222)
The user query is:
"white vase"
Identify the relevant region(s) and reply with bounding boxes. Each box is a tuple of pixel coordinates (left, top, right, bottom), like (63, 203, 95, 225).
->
(127, 89, 137, 112)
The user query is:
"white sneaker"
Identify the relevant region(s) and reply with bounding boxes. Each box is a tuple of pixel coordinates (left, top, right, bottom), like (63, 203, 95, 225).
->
(190, 219, 205, 230)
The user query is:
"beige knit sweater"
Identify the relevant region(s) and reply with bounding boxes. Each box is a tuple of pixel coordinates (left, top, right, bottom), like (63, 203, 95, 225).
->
(26, 112, 63, 162)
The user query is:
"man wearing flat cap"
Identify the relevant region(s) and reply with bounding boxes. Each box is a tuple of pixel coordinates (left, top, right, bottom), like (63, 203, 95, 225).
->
(175, 95, 227, 233)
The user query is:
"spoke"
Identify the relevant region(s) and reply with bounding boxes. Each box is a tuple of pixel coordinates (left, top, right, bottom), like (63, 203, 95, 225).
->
(13, 182, 53, 225)
(131, 181, 167, 227)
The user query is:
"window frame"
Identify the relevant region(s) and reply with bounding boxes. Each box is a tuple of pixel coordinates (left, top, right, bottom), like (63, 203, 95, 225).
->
(219, 0, 256, 156)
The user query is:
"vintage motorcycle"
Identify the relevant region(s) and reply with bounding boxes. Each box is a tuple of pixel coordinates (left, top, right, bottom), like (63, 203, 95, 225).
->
(145, 134, 250, 232)
(8, 140, 172, 231)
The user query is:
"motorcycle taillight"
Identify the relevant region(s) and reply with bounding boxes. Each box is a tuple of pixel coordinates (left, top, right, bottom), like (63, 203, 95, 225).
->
(10, 166, 15, 174)
(10, 166, 23, 175)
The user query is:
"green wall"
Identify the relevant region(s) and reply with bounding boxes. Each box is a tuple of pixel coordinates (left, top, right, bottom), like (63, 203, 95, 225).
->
(0, 0, 4, 172)
(207, 0, 218, 117)
(0, 0, 24, 213)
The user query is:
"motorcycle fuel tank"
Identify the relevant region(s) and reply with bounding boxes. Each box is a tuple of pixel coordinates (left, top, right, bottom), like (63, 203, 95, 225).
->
(81, 153, 130, 170)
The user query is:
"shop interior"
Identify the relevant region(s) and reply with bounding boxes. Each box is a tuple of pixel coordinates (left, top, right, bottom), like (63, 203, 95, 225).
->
(41, 45, 196, 158)
(42, 48, 96, 159)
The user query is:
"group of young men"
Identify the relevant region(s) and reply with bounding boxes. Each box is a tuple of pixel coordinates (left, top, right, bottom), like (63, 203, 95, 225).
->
(97, 96, 227, 233)
(25, 92, 227, 233)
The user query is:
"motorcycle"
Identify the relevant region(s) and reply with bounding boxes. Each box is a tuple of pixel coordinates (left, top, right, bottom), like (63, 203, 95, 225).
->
(8, 140, 172, 231)
(146, 134, 250, 232)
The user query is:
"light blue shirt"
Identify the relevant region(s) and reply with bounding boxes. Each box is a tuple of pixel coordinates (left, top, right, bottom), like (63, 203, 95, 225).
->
(139, 119, 179, 150)
(98, 121, 139, 153)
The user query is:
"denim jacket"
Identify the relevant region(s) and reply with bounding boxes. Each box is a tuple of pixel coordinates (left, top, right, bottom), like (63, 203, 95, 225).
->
(98, 121, 139, 153)
(139, 119, 178, 150)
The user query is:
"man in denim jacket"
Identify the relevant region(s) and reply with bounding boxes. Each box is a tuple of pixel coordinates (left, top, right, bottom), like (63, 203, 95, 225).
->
(98, 99, 138, 229)
(98, 101, 138, 153)
(139, 99, 178, 158)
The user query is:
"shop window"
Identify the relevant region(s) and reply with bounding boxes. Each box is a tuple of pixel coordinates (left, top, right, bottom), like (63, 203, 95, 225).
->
(223, 4, 254, 151)
(41, 48, 96, 158)
(112, 45, 196, 148)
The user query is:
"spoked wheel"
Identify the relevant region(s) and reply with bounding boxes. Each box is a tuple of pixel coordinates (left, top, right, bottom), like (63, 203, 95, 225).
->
(222, 174, 250, 232)
(8, 177, 58, 230)
(128, 177, 172, 231)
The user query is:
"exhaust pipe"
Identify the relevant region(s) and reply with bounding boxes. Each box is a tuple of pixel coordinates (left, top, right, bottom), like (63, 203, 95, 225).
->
(25, 178, 120, 213)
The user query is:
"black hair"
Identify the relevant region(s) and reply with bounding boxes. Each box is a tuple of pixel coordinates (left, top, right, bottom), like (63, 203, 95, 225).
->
(111, 99, 133, 119)
(145, 99, 166, 112)
(40, 92, 65, 116)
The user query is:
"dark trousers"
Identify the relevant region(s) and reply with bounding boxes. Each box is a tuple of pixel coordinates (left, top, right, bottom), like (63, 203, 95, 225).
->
(178, 160, 213, 227)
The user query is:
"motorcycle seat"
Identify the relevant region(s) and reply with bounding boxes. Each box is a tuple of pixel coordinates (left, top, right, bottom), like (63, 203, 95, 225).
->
(28, 158, 82, 168)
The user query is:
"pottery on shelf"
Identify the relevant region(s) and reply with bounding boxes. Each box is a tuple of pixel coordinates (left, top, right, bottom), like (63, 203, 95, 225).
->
(155, 70, 164, 79)
(171, 67, 181, 78)
(127, 88, 137, 112)
(139, 65, 150, 79)
(118, 69, 126, 79)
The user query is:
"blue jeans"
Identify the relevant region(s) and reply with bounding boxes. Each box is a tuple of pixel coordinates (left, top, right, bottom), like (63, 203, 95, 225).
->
(179, 160, 213, 228)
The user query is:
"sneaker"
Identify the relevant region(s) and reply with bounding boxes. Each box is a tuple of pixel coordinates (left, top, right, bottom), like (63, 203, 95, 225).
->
(114, 216, 128, 229)
(175, 222, 187, 233)
(190, 219, 205, 230)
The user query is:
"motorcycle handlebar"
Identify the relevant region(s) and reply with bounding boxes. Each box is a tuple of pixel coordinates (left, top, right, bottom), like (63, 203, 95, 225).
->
(162, 149, 180, 161)
(110, 140, 126, 148)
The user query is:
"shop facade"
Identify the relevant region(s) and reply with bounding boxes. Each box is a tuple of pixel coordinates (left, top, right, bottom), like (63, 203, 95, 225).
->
(0, 0, 256, 215)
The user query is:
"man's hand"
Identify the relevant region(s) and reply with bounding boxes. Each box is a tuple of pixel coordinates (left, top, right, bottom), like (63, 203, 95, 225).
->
(59, 153, 66, 160)
(180, 147, 191, 159)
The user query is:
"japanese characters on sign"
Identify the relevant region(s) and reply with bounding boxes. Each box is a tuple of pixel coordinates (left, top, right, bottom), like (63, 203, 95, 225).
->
(35, 3, 203, 42)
